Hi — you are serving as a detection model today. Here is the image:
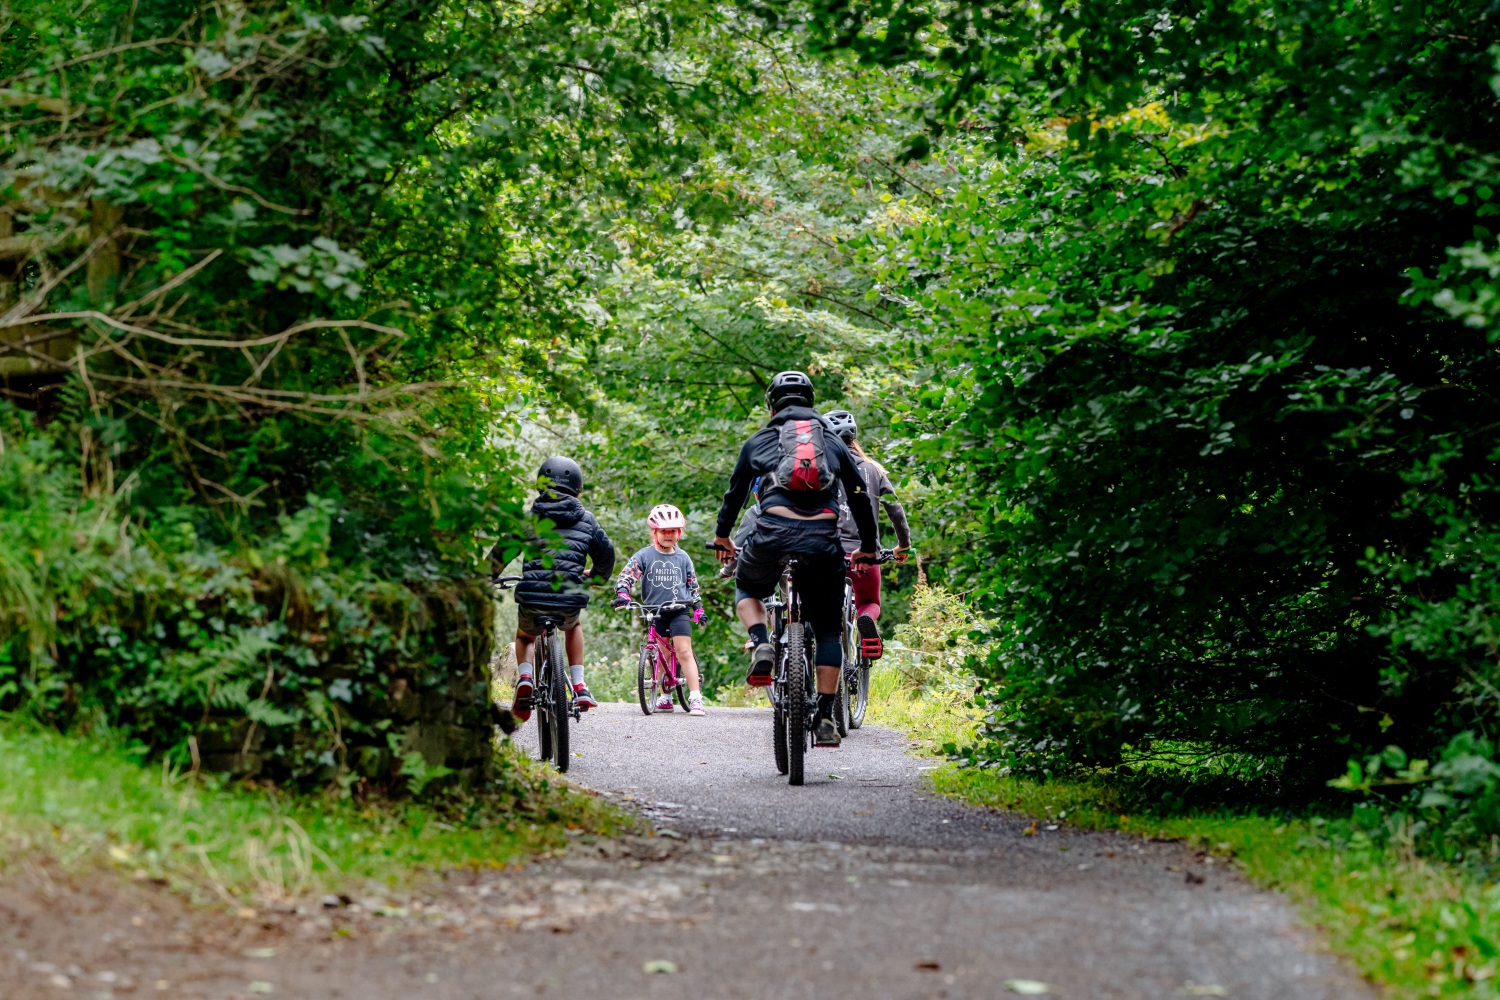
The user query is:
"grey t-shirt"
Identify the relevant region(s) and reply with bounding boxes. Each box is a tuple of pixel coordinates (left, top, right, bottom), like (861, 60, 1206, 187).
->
(836, 458, 909, 553)
(615, 545, 703, 608)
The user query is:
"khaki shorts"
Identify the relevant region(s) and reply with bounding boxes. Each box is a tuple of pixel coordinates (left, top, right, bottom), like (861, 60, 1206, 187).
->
(516, 605, 581, 636)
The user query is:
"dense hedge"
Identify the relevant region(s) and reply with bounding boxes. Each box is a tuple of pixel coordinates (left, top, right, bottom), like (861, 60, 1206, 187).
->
(0, 417, 495, 788)
(785, 0, 1500, 788)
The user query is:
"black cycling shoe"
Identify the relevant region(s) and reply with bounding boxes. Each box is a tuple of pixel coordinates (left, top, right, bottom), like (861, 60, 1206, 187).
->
(857, 613, 883, 660)
(746, 642, 775, 686)
(814, 714, 841, 747)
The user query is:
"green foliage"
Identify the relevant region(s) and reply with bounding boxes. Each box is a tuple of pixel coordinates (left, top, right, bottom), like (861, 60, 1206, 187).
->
(770, 0, 1500, 782)
(0, 0, 747, 778)
(0, 410, 495, 787)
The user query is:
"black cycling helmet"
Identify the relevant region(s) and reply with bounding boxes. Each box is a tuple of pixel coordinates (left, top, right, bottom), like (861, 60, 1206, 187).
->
(537, 456, 583, 496)
(823, 408, 858, 442)
(766, 370, 815, 410)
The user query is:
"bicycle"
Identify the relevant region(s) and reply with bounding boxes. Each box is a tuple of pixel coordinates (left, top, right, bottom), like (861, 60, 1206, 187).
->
(489, 575, 581, 773)
(840, 548, 896, 734)
(712, 543, 879, 786)
(623, 600, 693, 715)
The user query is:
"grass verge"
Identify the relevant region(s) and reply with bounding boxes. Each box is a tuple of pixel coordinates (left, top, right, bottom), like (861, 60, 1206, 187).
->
(864, 662, 1500, 999)
(0, 720, 632, 908)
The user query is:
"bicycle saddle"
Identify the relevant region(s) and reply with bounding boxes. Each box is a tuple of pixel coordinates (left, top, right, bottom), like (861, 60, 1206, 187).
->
(534, 615, 563, 631)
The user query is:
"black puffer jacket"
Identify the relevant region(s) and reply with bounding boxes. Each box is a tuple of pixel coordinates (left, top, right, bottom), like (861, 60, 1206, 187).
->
(514, 492, 616, 610)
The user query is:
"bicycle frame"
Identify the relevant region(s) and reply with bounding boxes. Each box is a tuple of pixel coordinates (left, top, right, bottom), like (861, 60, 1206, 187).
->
(625, 601, 690, 715)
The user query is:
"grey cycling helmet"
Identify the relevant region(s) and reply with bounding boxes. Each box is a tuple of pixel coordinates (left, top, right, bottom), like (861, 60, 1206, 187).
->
(537, 456, 583, 496)
(766, 370, 815, 410)
(823, 409, 858, 442)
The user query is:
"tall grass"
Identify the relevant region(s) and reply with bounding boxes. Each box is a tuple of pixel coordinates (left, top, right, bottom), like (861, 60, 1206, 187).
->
(0, 721, 630, 906)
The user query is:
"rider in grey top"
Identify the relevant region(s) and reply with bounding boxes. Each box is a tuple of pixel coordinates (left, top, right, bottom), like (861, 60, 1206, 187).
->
(615, 545, 703, 610)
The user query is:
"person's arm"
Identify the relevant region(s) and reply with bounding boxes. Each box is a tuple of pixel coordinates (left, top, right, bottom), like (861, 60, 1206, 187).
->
(615, 552, 642, 598)
(882, 497, 911, 549)
(873, 467, 912, 549)
(714, 439, 756, 540)
(685, 557, 706, 622)
(832, 440, 878, 553)
(588, 520, 617, 581)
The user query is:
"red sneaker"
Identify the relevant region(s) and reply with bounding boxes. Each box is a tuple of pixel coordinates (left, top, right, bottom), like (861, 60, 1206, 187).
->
(574, 683, 598, 710)
(511, 675, 533, 723)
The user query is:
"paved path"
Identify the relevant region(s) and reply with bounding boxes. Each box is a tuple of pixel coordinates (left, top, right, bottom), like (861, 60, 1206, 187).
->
(0, 703, 1375, 1000)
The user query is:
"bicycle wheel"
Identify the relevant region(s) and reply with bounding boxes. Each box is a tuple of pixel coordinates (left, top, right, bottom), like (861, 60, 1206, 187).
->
(835, 663, 849, 738)
(849, 662, 870, 729)
(537, 663, 553, 764)
(841, 582, 860, 732)
(773, 700, 789, 775)
(548, 633, 570, 772)
(636, 644, 655, 715)
(674, 656, 691, 712)
(784, 622, 807, 786)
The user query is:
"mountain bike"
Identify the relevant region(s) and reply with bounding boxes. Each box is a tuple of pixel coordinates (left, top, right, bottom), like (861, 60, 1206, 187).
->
(840, 548, 896, 734)
(490, 575, 580, 773)
(623, 600, 692, 715)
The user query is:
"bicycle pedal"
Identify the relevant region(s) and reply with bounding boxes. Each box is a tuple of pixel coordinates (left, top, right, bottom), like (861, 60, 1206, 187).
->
(860, 637, 884, 659)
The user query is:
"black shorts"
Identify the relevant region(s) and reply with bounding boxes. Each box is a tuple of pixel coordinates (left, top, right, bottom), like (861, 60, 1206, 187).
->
(652, 607, 693, 638)
(734, 514, 844, 639)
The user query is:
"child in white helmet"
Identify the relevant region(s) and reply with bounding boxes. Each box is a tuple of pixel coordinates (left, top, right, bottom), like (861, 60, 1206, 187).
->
(613, 503, 708, 715)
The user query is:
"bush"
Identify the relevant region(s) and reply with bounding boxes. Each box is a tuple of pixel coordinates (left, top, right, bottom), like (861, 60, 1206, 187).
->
(0, 420, 496, 790)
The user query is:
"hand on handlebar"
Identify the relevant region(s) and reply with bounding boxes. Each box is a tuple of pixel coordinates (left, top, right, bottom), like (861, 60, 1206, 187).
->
(612, 592, 631, 610)
(895, 545, 912, 563)
(851, 549, 879, 567)
(711, 536, 737, 563)
(692, 606, 706, 625)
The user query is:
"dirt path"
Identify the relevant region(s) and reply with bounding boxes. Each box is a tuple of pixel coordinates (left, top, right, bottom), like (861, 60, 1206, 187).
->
(0, 703, 1373, 1000)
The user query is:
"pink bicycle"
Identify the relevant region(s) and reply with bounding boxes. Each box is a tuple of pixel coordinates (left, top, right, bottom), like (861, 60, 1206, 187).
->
(625, 601, 691, 715)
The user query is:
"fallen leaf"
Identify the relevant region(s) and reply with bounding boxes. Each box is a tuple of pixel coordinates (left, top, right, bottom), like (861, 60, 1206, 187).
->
(915, 961, 941, 971)
(242, 948, 277, 959)
(248, 982, 274, 994)
(1179, 985, 1229, 997)
(642, 960, 678, 975)
(1023, 820, 1038, 836)
(1005, 980, 1053, 995)
(828, 774, 844, 780)
(1185, 870, 1206, 885)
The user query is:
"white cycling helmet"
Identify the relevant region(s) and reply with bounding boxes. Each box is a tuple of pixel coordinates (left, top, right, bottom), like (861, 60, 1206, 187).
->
(647, 503, 686, 530)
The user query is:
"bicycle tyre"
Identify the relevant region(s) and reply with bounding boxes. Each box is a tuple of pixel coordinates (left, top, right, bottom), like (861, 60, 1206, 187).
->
(835, 664, 849, 738)
(785, 622, 807, 786)
(674, 661, 691, 712)
(637, 644, 655, 716)
(537, 662, 553, 764)
(850, 663, 870, 729)
(548, 633, 569, 772)
(841, 583, 860, 732)
(773, 701, 789, 775)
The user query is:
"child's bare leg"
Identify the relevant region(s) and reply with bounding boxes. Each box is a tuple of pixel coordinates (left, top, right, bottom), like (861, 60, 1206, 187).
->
(514, 633, 536, 671)
(564, 624, 584, 665)
(672, 635, 701, 693)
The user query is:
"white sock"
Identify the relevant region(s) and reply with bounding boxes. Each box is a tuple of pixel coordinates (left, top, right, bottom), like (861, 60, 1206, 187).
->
(569, 664, 585, 686)
(517, 661, 533, 681)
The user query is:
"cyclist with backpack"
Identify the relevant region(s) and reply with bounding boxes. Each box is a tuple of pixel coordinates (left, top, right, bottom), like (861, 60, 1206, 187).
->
(612, 503, 709, 716)
(823, 409, 912, 658)
(496, 456, 616, 723)
(712, 371, 879, 748)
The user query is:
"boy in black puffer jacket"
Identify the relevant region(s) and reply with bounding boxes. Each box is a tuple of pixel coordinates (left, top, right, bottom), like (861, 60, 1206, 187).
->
(504, 456, 616, 722)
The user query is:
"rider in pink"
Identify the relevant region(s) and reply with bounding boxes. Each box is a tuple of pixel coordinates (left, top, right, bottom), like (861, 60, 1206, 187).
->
(823, 410, 912, 656)
(612, 504, 708, 715)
